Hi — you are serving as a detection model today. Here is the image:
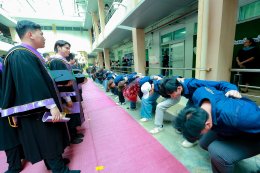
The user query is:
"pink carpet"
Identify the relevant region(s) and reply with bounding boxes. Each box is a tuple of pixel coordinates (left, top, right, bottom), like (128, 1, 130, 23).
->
(0, 80, 189, 173)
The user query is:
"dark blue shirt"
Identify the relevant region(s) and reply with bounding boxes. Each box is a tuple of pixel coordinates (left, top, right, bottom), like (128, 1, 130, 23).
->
(192, 87, 260, 134)
(139, 76, 151, 86)
(114, 72, 137, 86)
(180, 78, 238, 104)
(106, 71, 117, 80)
(153, 80, 162, 92)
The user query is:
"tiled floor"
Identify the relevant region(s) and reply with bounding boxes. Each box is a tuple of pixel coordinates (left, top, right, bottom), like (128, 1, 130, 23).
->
(95, 82, 260, 173)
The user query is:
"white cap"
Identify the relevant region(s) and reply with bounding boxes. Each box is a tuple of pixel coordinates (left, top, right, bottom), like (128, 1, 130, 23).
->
(141, 82, 151, 99)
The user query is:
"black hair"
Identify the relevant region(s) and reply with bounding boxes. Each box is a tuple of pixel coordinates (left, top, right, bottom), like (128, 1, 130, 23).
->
(118, 80, 126, 91)
(107, 79, 115, 90)
(174, 106, 208, 143)
(66, 53, 75, 61)
(54, 40, 71, 53)
(16, 20, 41, 39)
(160, 76, 182, 95)
(42, 53, 50, 58)
(247, 38, 256, 46)
(158, 80, 171, 98)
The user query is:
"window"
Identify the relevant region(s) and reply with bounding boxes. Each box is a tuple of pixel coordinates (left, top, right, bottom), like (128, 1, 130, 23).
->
(239, 1, 260, 21)
(161, 33, 172, 43)
(173, 28, 186, 40)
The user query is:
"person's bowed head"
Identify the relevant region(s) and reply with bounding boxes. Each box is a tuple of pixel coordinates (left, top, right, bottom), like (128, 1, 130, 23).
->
(107, 79, 116, 91)
(173, 107, 210, 143)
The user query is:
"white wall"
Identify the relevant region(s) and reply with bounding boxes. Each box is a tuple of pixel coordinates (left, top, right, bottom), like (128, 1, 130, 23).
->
(36, 30, 91, 54)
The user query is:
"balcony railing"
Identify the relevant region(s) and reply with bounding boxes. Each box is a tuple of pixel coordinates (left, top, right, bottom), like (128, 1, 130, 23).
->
(0, 34, 16, 45)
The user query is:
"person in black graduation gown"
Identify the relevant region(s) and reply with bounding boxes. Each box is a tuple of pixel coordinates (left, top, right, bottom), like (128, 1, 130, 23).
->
(0, 58, 24, 173)
(1, 20, 80, 173)
(48, 40, 84, 145)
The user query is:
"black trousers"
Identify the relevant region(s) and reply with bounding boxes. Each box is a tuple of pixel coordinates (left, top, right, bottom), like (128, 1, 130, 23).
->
(118, 91, 125, 103)
(5, 145, 24, 173)
(199, 131, 260, 173)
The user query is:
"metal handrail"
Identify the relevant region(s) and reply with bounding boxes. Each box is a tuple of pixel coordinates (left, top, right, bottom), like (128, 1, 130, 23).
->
(104, 0, 123, 24)
(231, 68, 260, 101)
(146, 66, 212, 72)
(111, 66, 134, 69)
(230, 68, 260, 73)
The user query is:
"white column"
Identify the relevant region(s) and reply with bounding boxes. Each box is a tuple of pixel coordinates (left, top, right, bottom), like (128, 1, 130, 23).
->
(98, 52, 104, 69)
(132, 28, 146, 75)
(92, 12, 100, 41)
(98, 0, 105, 34)
(103, 48, 111, 70)
(196, 0, 238, 81)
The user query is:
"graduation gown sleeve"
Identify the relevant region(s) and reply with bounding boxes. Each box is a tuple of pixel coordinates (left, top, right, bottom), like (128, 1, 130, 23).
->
(1, 47, 62, 117)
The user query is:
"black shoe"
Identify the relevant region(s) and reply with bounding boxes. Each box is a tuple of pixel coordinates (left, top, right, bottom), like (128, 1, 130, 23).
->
(4, 169, 21, 173)
(68, 170, 81, 173)
(45, 158, 70, 170)
(63, 158, 70, 165)
(70, 138, 83, 144)
(75, 133, 84, 138)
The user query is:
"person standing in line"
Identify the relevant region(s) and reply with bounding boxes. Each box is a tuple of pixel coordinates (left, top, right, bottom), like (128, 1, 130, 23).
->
(138, 75, 163, 122)
(43, 52, 51, 62)
(0, 58, 24, 173)
(49, 40, 84, 145)
(1, 20, 80, 173)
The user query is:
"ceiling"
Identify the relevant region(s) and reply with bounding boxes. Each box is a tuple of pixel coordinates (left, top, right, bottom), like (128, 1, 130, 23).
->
(95, 0, 197, 51)
(0, 0, 115, 28)
(0, 0, 87, 27)
(0, 0, 250, 28)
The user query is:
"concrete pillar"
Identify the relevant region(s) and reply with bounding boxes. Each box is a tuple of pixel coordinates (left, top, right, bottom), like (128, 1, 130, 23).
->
(92, 12, 100, 41)
(89, 30, 93, 51)
(196, 0, 238, 81)
(98, 52, 104, 69)
(9, 27, 19, 42)
(98, 0, 105, 34)
(132, 28, 146, 75)
(52, 24, 57, 42)
(103, 48, 111, 70)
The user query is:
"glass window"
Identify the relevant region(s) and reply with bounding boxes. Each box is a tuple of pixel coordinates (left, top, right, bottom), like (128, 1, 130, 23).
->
(239, 1, 260, 21)
(173, 28, 186, 40)
(161, 33, 172, 43)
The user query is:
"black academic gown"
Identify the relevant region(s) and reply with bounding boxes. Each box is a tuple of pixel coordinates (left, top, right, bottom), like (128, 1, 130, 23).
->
(0, 58, 20, 151)
(1, 46, 69, 163)
(49, 58, 84, 126)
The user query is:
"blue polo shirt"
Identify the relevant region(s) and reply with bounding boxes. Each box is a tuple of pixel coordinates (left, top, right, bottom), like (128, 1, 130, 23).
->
(192, 87, 260, 134)
(180, 78, 238, 102)
(114, 72, 137, 86)
(139, 76, 151, 86)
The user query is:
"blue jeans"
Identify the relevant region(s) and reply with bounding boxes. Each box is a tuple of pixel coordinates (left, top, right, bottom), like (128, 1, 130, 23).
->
(103, 79, 108, 91)
(140, 92, 160, 119)
(130, 101, 136, 109)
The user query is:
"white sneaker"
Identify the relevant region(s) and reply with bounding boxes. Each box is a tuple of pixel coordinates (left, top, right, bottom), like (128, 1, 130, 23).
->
(150, 127, 163, 134)
(121, 102, 126, 105)
(181, 140, 197, 148)
(140, 118, 149, 122)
